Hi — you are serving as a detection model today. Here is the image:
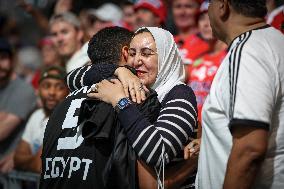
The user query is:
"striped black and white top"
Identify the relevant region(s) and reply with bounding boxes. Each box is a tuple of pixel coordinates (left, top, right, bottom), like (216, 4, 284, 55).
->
(66, 64, 198, 166)
(118, 84, 197, 167)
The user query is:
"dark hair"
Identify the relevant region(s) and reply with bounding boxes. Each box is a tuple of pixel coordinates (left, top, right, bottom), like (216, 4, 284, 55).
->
(87, 26, 133, 65)
(228, 0, 267, 18)
(275, 0, 284, 7)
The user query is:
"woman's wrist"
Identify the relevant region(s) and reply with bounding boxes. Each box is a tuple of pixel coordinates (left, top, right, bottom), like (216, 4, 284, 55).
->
(114, 66, 136, 77)
(114, 67, 127, 77)
(111, 94, 128, 108)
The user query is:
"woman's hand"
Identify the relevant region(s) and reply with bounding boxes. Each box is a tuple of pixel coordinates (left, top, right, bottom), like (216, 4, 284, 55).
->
(115, 67, 148, 104)
(87, 79, 127, 107)
(184, 139, 200, 160)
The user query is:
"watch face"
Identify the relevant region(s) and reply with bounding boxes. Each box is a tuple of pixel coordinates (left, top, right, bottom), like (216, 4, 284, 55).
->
(118, 98, 131, 109)
(119, 99, 128, 106)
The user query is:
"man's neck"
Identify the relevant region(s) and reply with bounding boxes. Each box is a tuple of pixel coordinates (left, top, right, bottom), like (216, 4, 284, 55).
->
(225, 16, 267, 45)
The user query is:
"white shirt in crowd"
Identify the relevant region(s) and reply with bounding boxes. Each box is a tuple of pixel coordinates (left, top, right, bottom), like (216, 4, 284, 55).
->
(22, 109, 49, 154)
(66, 42, 90, 73)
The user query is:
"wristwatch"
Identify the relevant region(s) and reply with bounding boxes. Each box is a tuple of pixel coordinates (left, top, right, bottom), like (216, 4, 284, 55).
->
(115, 97, 132, 113)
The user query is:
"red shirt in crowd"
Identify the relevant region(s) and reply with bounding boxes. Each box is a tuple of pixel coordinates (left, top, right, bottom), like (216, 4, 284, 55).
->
(187, 50, 227, 122)
(175, 34, 210, 65)
(267, 5, 284, 34)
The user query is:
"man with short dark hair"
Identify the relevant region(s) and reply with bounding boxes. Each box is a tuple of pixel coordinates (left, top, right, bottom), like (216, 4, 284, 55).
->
(66, 26, 134, 92)
(197, 0, 284, 189)
(14, 66, 69, 173)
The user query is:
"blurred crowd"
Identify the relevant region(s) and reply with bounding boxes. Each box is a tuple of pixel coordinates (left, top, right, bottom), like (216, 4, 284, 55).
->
(0, 0, 283, 188)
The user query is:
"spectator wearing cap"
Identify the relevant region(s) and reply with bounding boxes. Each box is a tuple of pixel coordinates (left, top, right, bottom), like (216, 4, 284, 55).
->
(81, 3, 123, 39)
(39, 37, 64, 68)
(14, 66, 69, 173)
(49, 12, 90, 73)
(0, 38, 36, 183)
(31, 36, 64, 89)
(134, 0, 167, 29)
(16, 46, 42, 84)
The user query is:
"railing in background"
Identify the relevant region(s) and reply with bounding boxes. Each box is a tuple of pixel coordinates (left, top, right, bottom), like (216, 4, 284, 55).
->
(0, 170, 40, 189)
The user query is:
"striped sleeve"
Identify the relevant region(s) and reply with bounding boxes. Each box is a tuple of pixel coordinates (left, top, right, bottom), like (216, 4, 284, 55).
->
(228, 31, 275, 130)
(66, 63, 118, 92)
(118, 85, 197, 167)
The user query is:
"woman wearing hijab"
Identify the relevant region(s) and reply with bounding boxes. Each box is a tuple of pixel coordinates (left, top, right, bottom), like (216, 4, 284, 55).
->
(86, 27, 198, 188)
(66, 27, 199, 188)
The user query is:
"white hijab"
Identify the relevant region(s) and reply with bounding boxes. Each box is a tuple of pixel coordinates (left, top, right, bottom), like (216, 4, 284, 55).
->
(136, 27, 185, 102)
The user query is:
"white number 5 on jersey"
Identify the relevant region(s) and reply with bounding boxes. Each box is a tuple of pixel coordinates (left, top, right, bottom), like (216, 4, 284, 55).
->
(57, 98, 85, 150)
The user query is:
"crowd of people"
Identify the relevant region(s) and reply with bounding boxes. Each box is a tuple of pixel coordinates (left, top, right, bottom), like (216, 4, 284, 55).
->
(0, 0, 284, 189)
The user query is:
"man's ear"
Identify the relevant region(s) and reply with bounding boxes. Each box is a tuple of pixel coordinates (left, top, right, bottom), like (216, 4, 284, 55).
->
(220, 0, 230, 21)
(121, 46, 129, 62)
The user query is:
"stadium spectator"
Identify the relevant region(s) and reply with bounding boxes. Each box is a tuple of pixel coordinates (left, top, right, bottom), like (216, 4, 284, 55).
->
(134, 0, 167, 29)
(186, 1, 227, 136)
(31, 37, 63, 89)
(39, 37, 63, 68)
(16, 46, 42, 83)
(172, 0, 201, 65)
(49, 12, 89, 72)
(54, 0, 74, 14)
(120, 1, 137, 31)
(14, 66, 69, 173)
(80, 3, 123, 40)
(0, 38, 36, 185)
(174, 1, 212, 71)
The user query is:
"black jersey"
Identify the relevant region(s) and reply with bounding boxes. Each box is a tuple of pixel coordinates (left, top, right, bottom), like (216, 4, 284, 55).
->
(40, 86, 96, 189)
(40, 85, 161, 189)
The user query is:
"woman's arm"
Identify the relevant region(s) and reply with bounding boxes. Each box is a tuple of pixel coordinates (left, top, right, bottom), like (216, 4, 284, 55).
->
(66, 64, 145, 103)
(66, 63, 119, 92)
(138, 139, 200, 189)
(138, 153, 198, 189)
(89, 81, 198, 167)
(119, 85, 197, 167)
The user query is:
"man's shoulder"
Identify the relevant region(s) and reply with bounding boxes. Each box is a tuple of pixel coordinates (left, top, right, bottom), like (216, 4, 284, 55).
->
(28, 109, 45, 122)
(12, 77, 35, 97)
(229, 27, 284, 62)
